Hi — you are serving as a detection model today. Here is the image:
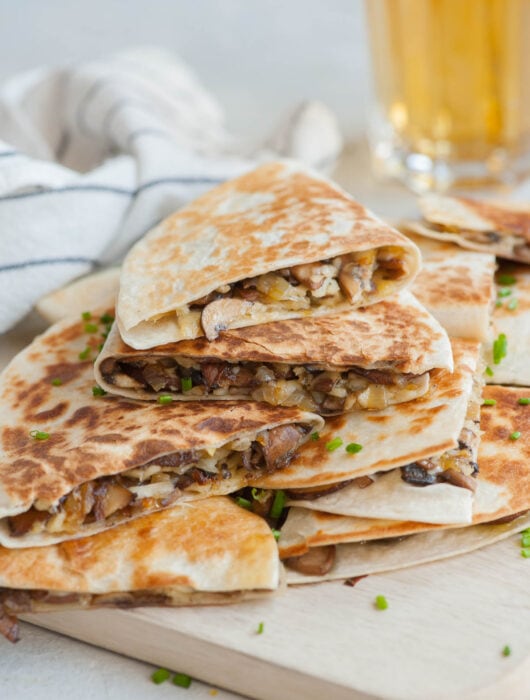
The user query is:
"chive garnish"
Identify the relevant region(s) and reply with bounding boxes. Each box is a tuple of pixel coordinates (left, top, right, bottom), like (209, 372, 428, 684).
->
(235, 496, 252, 510)
(374, 595, 388, 610)
(172, 673, 192, 689)
(256, 622, 265, 635)
(181, 377, 193, 392)
(483, 399, 497, 406)
(99, 312, 114, 325)
(325, 437, 343, 452)
(51, 378, 62, 386)
(346, 442, 363, 454)
(151, 668, 170, 684)
(518, 398, 530, 405)
(497, 288, 512, 298)
(485, 366, 494, 377)
(521, 534, 530, 547)
(92, 385, 107, 397)
(510, 431, 521, 441)
(78, 346, 91, 361)
(502, 645, 512, 657)
(29, 430, 49, 440)
(492, 333, 507, 365)
(81, 311, 92, 321)
(497, 274, 516, 285)
(495, 300, 503, 308)
(310, 431, 320, 441)
(269, 490, 286, 519)
(251, 487, 269, 503)
(84, 323, 99, 333)
(271, 529, 280, 541)
(507, 298, 519, 311)
(157, 394, 173, 405)
(521, 548, 530, 558)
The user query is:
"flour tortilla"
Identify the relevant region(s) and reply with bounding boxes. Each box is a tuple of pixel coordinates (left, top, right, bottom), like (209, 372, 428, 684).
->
(0, 313, 322, 548)
(404, 232, 495, 342)
(95, 290, 452, 414)
(0, 497, 280, 642)
(281, 385, 530, 582)
(117, 160, 421, 349)
(253, 338, 481, 489)
(404, 194, 530, 263)
(484, 263, 530, 387)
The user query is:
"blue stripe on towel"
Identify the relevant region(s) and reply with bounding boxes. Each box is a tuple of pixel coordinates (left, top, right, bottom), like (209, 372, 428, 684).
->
(0, 257, 94, 273)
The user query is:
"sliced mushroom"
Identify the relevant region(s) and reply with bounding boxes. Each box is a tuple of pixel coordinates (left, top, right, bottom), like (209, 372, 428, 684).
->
(201, 299, 254, 340)
(284, 545, 336, 575)
(338, 263, 363, 303)
(439, 468, 477, 493)
(290, 262, 329, 290)
(287, 479, 354, 501)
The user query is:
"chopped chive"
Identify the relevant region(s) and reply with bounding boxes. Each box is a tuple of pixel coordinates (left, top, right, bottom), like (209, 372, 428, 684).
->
(99, 312, 114, 325)
(310, 431, 320, 441)
(325, 437, 343, 452)
(181, 376, 193, 392)
(78, 346, 91, 361)
(492, 333, 507, 365)
(97, 343, 104, 352)
(510, 431, 521, 441)
(157, 394, 173, 405)
(172, 673, 192, 689)
(251, 487, 269, 503)
(521, 534, 530, 547)
(495, 300, 503, 308)
(346, 442, 363, 454)
(502, 645, 512, 657)
(269, 490, 286, 519)
(518, 398, 530, 405)
(29, 430, 49, 440)
(521, 548, 530, 558)
(51, 378, 62, 386)
(507, 298, 519, 311)
(92, 385, 107, 397)
(497, 288, 512, 298)
(256, 621, 264, 634)
(84, 322, 99, 333)
(235, 496, 252, 510)
(374, 595, 388, 610)
(151, 668, 170, 684)
(522, 528, 530, 535)
(81, 311, 92, 321)
(271, 528, 280, 541)
(497, 274, 516, 285)
(485, 366, 494, 377)
(482, 399, 497, 406)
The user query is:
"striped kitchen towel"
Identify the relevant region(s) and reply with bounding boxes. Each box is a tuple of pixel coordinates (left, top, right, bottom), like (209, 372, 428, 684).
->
(0, 47, 342, 333)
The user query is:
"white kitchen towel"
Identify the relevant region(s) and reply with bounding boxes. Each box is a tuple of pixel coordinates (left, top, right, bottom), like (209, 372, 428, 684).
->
(0, 47, 342, 333)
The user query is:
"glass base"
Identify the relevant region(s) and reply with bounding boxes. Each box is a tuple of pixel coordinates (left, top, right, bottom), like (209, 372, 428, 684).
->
(370, 136, 530, 194)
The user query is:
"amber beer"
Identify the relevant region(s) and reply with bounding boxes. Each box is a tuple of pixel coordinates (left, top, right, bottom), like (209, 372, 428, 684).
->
(366, 0, 530, 190)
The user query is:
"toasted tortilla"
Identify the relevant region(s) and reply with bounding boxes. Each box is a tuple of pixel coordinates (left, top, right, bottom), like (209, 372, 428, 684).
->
(0, 497, 279, 642)
(0, 313, 322, 547)
(404, 194, 530, 263)
(117, 160, 421, 348)
(95, 290, 452, 415)
(404, 232, 495, 342)
(484, 263, 530, 387)
(281, 385, 530, 582)
(253, 338, 481, 489)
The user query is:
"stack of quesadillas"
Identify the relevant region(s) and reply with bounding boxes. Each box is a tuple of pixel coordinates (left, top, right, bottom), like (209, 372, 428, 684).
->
(2, 163, 529, 639)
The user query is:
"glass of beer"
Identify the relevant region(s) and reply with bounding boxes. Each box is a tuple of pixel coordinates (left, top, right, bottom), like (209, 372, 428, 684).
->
(365, 0, 530, 192)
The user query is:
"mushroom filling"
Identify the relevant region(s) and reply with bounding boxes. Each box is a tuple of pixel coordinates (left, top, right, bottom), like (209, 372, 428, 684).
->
(157, 247, 409, 340)
(6, 424, 309, 538)
(424, 223, 530, 262)
(100, 358, 430, 415)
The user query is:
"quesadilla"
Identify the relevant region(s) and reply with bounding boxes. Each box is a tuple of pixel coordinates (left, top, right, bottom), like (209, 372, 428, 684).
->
(0, 313, 322, 547)
(117, 160, 421, 348)
(484, 263, 530, 387)
(404, 194, 530, 263)
(95, 291, 452, 415)
(0, 497, 280, 642)
(280, 385, 530, 582)
(404, 232, 495, 342)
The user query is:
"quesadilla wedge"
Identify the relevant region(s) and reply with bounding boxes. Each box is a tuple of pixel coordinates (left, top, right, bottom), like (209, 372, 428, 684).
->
(0, 313, 322, 547)
(404, 194, 530, 263)
(484, 263, 530, 387)
(280, 385, 530, 582)
(95, 290, 452, 414)
(117, 160, 421, 348)
(0, 497, 280, 642)
(404, 232, 495, 342)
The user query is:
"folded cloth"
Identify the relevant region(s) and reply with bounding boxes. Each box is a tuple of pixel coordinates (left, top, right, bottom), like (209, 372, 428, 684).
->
(0, 47, 342, 333)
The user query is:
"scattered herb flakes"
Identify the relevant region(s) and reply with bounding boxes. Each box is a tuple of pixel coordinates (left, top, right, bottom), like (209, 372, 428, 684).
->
(235, 496, 252, 510)
(51, 378, 62, 386)
(269, 490, 286, 519)
(256, 621, 265, 634)
(92, 385, 107, 397)
(521, 533, 530, 548)
(78, 346, 91, 361)
(157, 394, 173, 405)
(497, 288, 512, 298)
(251, 487, 269, 503)
(497, 274, 517, 286)
(482, 399, 497, 406)
(81, 311, 92, 321)
(271, 528, 280, 541)
(495, 300, 503, 308)
(502, 645, 511, 657)
(485, 366, 494, 377)
(172, 673, 192, 689)
(492, 333, 507, 365)
(29, 430, 50, 441)
(507, 298, 519, 311)
(84, 322, 99, 334)
(151, 668, 170, 684)
(509, 431, 521, 441)
(99, 312, 114, 325)
(374, 595, 388, 610)
(521, 548, 530, 558)
(518, 398, 530, 405)
(325, 436, 343, 452)
(310, 431, 320, 441)
(346, 442, 363, 454)
(181, 377, 193, 392)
